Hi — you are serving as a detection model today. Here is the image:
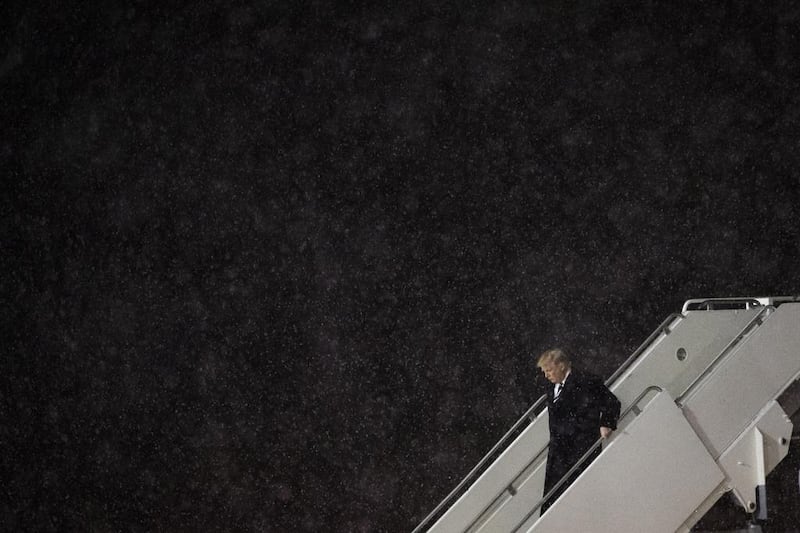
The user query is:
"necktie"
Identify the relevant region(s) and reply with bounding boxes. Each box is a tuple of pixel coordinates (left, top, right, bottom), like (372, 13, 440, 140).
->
(555, 382, 563, 399)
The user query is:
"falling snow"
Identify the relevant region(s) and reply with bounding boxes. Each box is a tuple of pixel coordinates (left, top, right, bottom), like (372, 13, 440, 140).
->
(4, 2, 800, 532)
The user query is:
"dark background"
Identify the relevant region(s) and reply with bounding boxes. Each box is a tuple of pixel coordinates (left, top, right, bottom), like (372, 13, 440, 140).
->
(3, 1, 800, 531)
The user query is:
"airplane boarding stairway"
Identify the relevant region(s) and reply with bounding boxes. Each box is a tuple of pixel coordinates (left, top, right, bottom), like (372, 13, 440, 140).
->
(414, 297, 800, 533)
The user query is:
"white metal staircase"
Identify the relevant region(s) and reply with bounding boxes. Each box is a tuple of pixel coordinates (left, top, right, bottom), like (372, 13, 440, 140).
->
(415, 297, 800, 533)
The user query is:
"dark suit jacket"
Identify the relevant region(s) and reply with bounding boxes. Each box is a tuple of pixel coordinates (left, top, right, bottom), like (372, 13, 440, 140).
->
(544, 369, 621, 494)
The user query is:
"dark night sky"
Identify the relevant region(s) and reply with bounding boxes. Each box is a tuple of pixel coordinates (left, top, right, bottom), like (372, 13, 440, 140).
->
(4, 1, 800, 532)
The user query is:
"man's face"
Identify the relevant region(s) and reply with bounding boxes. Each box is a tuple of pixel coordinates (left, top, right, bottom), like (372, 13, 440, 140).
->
(539, 360, 568, 384)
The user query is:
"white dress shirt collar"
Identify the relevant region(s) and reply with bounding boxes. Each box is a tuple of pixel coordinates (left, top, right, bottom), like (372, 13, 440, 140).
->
(555, 370, 571, 398)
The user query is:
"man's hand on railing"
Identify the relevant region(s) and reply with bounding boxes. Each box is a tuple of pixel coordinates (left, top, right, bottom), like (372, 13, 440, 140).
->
(600, 426, 613, 439)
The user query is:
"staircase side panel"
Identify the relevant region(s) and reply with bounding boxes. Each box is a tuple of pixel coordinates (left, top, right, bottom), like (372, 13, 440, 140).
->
(683, 304, 800, 457)
(528, 393, 725, 533)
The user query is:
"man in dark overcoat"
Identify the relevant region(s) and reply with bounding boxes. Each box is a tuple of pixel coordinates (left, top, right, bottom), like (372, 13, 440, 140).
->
(537, 348, 621, 514)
